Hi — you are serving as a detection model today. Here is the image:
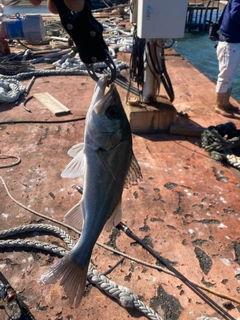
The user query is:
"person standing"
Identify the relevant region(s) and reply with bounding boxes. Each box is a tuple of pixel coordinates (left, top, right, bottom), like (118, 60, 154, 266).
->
(215, 0, 240, 118)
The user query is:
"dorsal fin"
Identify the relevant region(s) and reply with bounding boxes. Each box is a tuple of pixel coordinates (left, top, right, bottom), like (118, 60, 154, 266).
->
(124, 152, 142, 188)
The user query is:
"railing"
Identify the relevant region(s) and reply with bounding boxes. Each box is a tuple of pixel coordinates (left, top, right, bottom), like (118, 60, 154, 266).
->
(186, 0, 220, 31)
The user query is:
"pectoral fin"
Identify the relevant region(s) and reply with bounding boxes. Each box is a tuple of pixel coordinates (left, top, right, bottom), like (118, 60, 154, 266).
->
(64, 201, 84, 230)
(104, 200, 122, 232)
(61, 149, 85, 179)
(67, 143, 84, 158)
(124, 152, 142, 188)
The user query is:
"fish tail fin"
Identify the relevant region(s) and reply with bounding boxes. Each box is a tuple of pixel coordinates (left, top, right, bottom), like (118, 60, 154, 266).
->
(39, 253, 89, 308)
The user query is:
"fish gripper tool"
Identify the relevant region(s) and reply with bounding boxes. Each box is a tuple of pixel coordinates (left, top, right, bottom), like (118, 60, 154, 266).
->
(51, 0, 116, 85)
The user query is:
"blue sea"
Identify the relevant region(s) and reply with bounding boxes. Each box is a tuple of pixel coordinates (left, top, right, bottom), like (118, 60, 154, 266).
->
(173, 32, 240, 103)
(4, 5, 240, 103)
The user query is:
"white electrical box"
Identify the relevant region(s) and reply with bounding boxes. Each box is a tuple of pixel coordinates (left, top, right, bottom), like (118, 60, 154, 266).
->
(137, 0, 188, 39)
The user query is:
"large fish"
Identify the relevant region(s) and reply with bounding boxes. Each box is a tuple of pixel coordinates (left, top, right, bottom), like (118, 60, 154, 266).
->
(39, 75, 142, 307)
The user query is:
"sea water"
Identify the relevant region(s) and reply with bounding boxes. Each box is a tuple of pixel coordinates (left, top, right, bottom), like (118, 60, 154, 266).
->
(174, 32, 240, 102)
(3, 5, 240, 103)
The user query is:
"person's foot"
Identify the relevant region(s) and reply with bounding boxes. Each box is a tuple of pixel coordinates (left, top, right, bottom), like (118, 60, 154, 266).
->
(215, 107, 235, 118)
(226, 103, 239, 112)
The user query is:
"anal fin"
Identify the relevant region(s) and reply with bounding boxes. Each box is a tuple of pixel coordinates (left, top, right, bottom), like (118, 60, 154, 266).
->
(64, 201, 84, 230)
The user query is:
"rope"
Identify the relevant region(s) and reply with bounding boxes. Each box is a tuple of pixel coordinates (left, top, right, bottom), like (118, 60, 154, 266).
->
(0, 224, 75, 249)
(0, 61, 35, 75)
(87, 265, 162, 320)
(0, 78, 25, 103)
(200, 122, 240, 169)
(0, 239, 68, 257)
(0, 69, 89, 81)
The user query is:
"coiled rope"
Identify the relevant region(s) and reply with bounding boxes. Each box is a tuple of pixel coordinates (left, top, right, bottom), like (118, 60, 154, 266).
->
(0, 78, 25, 103)
(201, 122, 240, 169)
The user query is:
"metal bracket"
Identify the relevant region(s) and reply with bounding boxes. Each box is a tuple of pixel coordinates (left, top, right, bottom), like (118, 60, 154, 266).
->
(51, 0, 116, 84)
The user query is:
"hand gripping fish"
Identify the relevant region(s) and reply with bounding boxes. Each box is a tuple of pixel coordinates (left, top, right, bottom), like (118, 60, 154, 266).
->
(39, 76, 142, 307)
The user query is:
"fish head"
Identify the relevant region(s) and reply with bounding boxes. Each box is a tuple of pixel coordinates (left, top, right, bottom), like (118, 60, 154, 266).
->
(86, 76, 131, 150)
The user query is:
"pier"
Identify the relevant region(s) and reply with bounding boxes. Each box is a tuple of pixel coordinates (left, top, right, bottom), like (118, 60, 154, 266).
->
(92, 0, 223, 33)
(186, 0, 221, 31)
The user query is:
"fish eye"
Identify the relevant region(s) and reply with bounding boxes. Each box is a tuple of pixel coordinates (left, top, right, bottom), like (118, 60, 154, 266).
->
(105, 105, 119, 119)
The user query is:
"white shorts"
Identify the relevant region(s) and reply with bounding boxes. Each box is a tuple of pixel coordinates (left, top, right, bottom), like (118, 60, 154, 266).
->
(216, 41, 240, 93)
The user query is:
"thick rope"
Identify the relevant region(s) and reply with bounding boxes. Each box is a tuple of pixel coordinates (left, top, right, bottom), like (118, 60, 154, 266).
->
(0, 224, 75, 249)
(0, 78, 25, 103)
(87, 264, 162, 320)
(201, 122, 240, 169)
(0, 60, 35, 75)
(0, 239, 68, 257)
(0, 69, 89, 81)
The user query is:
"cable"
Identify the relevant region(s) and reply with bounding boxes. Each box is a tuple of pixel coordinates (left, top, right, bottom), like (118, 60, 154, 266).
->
(129, 28, 145, 86)
(0, 117, 85, 125)
(153, 43, 174, 102)
(0, 154, 21, 168)
(129, 30, 175, 102)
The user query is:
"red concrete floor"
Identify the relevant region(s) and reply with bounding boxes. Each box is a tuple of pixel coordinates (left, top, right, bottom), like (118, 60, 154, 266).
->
(1, 33, 240, 320)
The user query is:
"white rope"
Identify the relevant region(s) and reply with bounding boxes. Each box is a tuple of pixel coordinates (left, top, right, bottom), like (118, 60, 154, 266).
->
(0, 239, 68, 256)
(226, 153, 240, 169)
(0, 223, 75, 249)
(0, 78, 25, 103)
(88, 264, 164, 320)
(53, 54, 128, 73)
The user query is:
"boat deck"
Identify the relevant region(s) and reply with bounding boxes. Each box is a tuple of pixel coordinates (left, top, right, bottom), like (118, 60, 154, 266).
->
(1, 16, 240, 320)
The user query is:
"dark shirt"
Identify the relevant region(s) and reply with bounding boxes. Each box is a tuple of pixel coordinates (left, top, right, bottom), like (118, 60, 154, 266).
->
(220, 0, 240, 43)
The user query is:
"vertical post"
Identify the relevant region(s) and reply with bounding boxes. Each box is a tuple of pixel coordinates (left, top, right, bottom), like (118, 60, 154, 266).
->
(141, 39, 160, 103)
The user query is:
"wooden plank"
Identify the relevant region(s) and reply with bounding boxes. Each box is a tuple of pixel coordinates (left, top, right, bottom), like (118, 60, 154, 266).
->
(34, 92, 70, 115)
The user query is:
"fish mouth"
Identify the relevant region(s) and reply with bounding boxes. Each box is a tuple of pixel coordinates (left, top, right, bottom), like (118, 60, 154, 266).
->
(93, 83, 115, 115)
